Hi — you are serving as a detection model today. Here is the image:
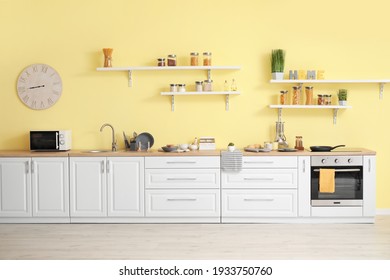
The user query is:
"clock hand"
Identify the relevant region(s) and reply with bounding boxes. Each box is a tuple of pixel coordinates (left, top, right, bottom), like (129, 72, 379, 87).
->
(28, 85, 45, 89)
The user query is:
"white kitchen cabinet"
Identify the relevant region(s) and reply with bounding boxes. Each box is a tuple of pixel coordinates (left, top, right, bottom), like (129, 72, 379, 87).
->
(107, 157, 144, 217)
(70, 157, 144, 218)
(0, 158, 31, 217)
(32, 157, 69, 217)
(70, 157, 107, 217)
(297, 156, 311, 217)
(363, 156, 376, 217)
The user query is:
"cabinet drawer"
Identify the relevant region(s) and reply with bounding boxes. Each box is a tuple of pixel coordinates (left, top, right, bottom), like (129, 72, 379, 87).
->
(222, 189, 297, 217)
(242, 156, 297, 168)
(145, 189, 220, 217)
(145, 169, 220, 189)
(222, 169, 297, 189)
(145, 156, 219, 169)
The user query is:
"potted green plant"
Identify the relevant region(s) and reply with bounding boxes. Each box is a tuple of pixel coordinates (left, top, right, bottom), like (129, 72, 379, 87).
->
(227, 142, 235, 152)
(338, 89, 348, 106)
(271, 49, 286, 80)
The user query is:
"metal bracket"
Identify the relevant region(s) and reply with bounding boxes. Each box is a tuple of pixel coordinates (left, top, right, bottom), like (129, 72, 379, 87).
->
(333, 108, 339, 125)
(225, 95, 230, 111)
(379, 83, 384, 99)
(277, 108, 282, 122)
(171, 95, 175, 112)
(128, 70, 133, 87)
(207, 69, 211, 80)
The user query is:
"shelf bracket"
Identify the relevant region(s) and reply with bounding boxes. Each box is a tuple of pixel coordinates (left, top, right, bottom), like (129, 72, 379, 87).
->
(171, 95, 175, 112)
(207, 69, 211, 80)
(379, 83, 384, 99)
(225, 95, 230, 111)
(333, 108, 339, 125)
(128, 70, 133, 87)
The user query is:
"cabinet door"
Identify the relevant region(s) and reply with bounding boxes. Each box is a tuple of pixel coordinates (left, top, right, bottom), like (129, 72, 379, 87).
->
(107, 157, 144, 217)
(70, 157, 107, 217)
(363, 156, 376, 217)
(0, 158, 31, 217)
(32, 157, 69, 217)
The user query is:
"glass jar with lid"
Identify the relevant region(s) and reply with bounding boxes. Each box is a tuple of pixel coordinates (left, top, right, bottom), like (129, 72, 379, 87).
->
(325, 94, 332, 105)
(203, 79, 213, 91)
(190, 52, 199, 66)
(280, 90, 288, 105)
(178, 84, 186, 92)
(157, 58, 166, 67)
(317, 94, 324, 105)
(195, 81, 203, 92)
(292, 86, 301, 105)
(305, 86, 313, 105)
(203, 52, 212, 66)
(167, 54, 177, 66)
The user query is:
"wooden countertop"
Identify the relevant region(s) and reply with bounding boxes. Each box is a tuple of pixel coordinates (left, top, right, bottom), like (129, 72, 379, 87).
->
(0, 148, 376, 157)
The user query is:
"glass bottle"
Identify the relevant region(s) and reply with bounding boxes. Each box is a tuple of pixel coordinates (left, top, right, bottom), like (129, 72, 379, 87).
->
(292, 86, 301, 105)
(103, 48, 113, 67)
(224, 80, 229, 91)
(230, 79, 237, 91)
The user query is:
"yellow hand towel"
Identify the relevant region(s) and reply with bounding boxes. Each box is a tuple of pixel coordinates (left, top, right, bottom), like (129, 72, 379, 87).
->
(319, 168, 335, 193)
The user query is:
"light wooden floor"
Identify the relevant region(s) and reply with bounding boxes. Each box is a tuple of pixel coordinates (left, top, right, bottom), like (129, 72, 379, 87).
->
(1, 216, 390, 260)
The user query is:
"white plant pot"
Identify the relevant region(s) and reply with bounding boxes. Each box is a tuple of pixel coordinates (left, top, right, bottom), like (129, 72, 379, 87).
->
(338, 100, 347, 106)
(228, 146, 235, 152)
(272, 72, 284, 80)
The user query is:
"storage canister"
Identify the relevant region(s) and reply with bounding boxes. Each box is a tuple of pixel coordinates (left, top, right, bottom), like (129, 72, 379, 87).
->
(280, 90, 288, 105)
(157, 58, 166, 67)
(190, 52, 199, 66)
(203, 79, 213, 91)
(292, 86, 301, 105)
(203, 52, 212, 66)
(167, 54, 177, 66)
(178, 84, 186, 92)
(305, 86, 313, 105)
(170, 84, 178, 92)
(317, 94, 324, 105)
(195, 81, 203, 92)
(325, 94, 332, 105)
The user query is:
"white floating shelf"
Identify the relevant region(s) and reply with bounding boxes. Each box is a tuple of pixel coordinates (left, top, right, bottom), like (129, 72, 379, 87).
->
(269, 104, 352, 124)
(161, 91, 241, 111)
(270, 79, 390, 99)
(97, 66, 241, 87)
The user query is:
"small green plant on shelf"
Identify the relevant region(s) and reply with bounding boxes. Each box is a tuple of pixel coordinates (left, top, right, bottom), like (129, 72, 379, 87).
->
(338, 89, 348, 106)
(271, 49, 286, 80)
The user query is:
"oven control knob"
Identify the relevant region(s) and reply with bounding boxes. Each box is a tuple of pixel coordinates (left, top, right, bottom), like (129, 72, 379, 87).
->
(59, 140, 65, 145)
(334, 159, 339, 163)
(348, 158, 353, 163)
(321, 159, 326, 164)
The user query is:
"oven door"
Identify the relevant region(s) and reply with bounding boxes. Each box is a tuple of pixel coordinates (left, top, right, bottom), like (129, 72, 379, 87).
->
(30, 131, 60, 151)
(311, 166, 363, 206)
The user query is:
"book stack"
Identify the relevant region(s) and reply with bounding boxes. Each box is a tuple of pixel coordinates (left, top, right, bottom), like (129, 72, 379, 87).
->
(199, 137, 216, 150)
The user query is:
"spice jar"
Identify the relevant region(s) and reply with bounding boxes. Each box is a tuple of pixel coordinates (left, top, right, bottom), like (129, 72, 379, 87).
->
(190, 52, 199, 66)
(295, 136, 304, 150)
(157, 58, 166, 67)
(280, 90, 288, 105)
(178, 84, 186, 92)
(292, 86, 301, 105)
(325, 94, 332, 105)
(203, 52, 212, 66)
(170, 84, 178, 92)
(305, 86, 313, 105)
(203, 79, 213, 91)
(167, 54, 177, 66)
(317, 94, 324, 105)
(195, 81, 203, 92)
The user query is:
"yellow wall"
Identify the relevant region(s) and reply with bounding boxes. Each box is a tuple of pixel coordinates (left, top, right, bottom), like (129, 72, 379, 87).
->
(1, 0, 389, 208)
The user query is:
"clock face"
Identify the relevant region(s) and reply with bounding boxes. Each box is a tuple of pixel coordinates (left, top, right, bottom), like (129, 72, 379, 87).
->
(17, 64, 63, 110)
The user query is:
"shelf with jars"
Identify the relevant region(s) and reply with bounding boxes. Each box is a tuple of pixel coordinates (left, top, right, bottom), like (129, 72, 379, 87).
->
(161, 91, 241, 112)
(270, 79, 390, 99)
(97, 66, 241, 87)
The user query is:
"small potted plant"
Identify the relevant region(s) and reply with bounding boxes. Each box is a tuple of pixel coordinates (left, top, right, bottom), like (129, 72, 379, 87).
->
(227, 142, 235, 152)
(271, 49, 286, 80)
(338, 89, 348, 106)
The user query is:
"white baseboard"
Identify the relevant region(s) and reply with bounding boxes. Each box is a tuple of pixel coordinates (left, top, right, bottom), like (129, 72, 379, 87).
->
(376, 209, 390, 215)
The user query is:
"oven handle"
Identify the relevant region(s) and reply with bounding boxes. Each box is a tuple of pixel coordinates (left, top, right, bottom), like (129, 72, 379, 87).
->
(313, 168, 361, 172)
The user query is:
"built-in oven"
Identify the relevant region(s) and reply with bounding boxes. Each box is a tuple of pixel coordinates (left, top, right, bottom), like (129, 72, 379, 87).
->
(311, 155, 363, 207)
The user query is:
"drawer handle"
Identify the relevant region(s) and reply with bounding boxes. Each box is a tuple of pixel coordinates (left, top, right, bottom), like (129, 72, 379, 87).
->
(167, 198, 197, 201)
(243, 177, 274, 181)
(244, 161, 274, 164)
(166, 161, 197, 164)
(166, 178, 197, 181)
(244, 198, 275, 202)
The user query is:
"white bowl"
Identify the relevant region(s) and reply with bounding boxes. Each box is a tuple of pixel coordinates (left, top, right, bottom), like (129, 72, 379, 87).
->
(179, 144, 189, 150)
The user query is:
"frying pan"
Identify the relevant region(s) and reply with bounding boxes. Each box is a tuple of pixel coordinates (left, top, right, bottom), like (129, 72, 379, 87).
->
(310, 145, 345, 152)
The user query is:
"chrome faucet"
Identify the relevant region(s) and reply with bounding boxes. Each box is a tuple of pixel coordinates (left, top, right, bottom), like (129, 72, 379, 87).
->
(100, 123, 117, 151)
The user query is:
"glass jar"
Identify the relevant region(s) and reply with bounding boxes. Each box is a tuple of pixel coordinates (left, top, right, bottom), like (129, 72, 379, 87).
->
(203, 79, 213, 91)
(190, 52, 199, 66)
(203, 52, 212, 66)
(292, 86, 301, 105)
(167, 54, 177, 66)
(295, 136, 304, 150)
(157, 58, 166, 67)
(305, 86, 313, 105)
(178, 84, 186, 92)
(325, 94, 332, 105)
(280, 90, 288, 105)
(317, 94, 324, 105)
(195, 81, 203, 92)
(170, 84, 178, 92)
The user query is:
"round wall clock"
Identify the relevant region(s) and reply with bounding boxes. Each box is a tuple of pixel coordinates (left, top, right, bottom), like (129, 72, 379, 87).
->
(16, 64, 63, 110)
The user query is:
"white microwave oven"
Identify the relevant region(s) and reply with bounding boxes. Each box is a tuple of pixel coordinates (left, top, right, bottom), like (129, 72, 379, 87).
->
(30, 130, 72, 151)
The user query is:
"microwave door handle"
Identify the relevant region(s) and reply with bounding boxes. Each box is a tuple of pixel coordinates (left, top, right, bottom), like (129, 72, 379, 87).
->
(313, 168, 361, 172)
(56, 132, 59, 149)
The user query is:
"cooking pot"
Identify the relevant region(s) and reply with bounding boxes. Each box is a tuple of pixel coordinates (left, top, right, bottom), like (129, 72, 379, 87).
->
(310, 145, 345, 152)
